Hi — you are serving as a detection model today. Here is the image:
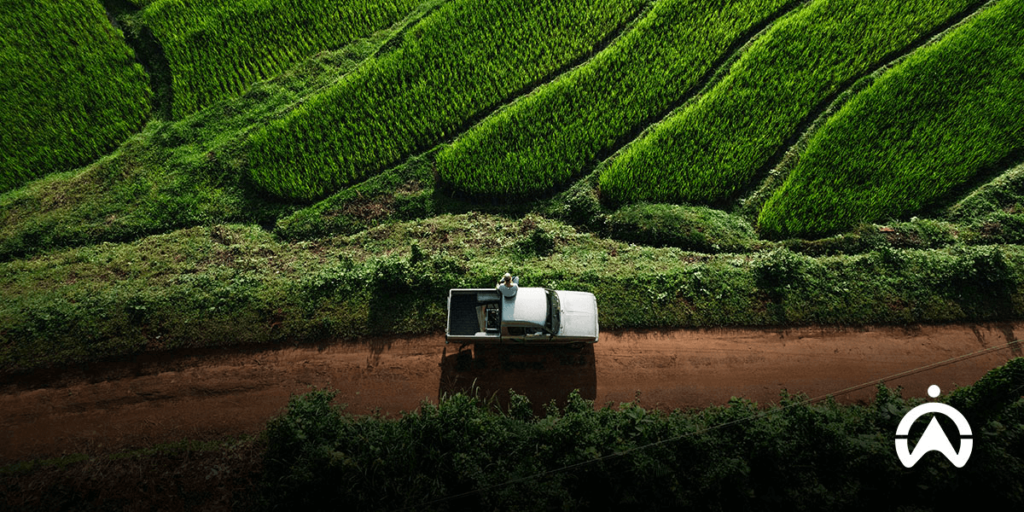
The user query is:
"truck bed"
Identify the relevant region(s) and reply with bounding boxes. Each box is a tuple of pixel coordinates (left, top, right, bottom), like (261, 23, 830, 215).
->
(447, 289, 501, 337)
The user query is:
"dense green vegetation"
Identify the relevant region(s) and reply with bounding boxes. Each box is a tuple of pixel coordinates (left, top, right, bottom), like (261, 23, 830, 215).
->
(0, 0, 151, 194)
(260, 360, 1024, 510)
(136, 0, 419, 118)
(605, 203, 760, 253)
(4, 5, 1024, 507)
(7, 361, 1022, 509)
(0, 5, 446, 262)
(435, 0, 794, 198)
(4, 215, 1024, 374)
(600, 0, 982, 206)
(247, 0, 647, 202)
(759, 0, 1024, 238)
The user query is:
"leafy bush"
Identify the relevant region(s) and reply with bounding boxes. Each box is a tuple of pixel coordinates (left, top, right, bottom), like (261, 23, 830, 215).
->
(248, 0, 646, 201)
(0, 0, 151, 193)
(262, 359, 1024, 510)
(555, 172, 605, 231)
(605, 203, 757, 252)
(760, 0, 1024, 237)
(512, 227, 557, 258)
(601, 0, 980, 205)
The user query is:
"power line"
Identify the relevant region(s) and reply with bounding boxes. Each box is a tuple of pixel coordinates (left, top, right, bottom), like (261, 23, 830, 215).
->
(402, 339, 1021, 511)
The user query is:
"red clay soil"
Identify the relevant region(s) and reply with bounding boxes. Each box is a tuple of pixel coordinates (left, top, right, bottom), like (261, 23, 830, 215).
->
(2, 322, 1021, 463)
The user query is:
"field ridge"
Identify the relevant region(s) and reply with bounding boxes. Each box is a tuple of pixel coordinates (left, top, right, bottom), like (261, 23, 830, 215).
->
(595, 0, 810, 184)
(332, 1, 659, 202)
(739, 0, 1002, 221)
(437, 0, 809, 199)
(248, 0, 650, 201)
(420, 1, 655, 169)
(758, 0, 1024, 237)
(600, 0, 989, 206)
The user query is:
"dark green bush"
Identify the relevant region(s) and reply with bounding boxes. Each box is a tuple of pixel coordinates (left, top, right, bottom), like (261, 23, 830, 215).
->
(752, 247, 818, 291)
(606, 203, 757, 253)
(261, 358, 1024, 510)
(513, 226, 557, 257)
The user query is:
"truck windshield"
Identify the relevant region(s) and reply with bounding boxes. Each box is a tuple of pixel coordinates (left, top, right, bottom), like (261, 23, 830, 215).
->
(545, 289, 560, 334)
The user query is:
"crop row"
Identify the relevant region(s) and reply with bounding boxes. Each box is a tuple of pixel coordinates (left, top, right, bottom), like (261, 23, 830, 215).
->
(0, 0, 151, 194)
(139, 0, 420, 118)
(599, 0, 982, 206)
(435, 0, 795, 198)
(247, 0, 647, 202)
(759, 0, 1024, 238)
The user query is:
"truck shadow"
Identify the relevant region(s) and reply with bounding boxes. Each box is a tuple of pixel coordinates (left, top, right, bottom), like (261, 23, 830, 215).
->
(438, 344, 597, 416)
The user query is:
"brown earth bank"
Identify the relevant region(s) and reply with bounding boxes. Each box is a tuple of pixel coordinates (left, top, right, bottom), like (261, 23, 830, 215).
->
(2, 322, 1022, 464)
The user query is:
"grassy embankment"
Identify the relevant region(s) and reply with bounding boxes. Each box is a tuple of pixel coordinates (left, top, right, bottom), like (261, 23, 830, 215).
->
(246, 0, 648, 201)
(134, 0, 420, 118)
(0, 0, 151, 194)
(599, 0, 983, 205)
(0, 1, 446, 262)
(759, 0, 1024, 238)
(3, 214, 1023, 374)
(435, 0, 796, 197)
(4, 0, 1024, 377)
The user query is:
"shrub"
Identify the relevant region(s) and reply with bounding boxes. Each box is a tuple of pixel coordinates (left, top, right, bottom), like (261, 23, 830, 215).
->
(605, 203, 757, 253)
(752, 247, 815, 291)
(260, 359, 1024, 509)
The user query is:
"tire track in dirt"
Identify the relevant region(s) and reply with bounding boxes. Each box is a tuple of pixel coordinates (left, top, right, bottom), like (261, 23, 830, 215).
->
(1, 322, 1019, 463)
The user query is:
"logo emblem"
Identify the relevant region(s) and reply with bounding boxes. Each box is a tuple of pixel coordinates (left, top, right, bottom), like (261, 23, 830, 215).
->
(895, 385, 972, 468)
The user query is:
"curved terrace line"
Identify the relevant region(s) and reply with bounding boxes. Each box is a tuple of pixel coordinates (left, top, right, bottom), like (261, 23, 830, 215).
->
(592, 0, 812, 176)
(736, 0, 1000, 219)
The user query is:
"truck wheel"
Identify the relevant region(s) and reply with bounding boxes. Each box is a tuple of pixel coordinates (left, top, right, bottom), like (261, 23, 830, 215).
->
(567, 342, 585, 350)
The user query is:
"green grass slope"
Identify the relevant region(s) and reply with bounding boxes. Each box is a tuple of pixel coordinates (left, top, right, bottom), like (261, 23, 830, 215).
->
(600, 0, 982, 206)
(435, 0, 795, 198)
(759, 0, 1024, 238)
(0, 0, 151, 194)
(246, 0, 647, 202)
(137, 0, 419, 118)
(0, 6, 443, 262)
(4, 216, 1024, 374)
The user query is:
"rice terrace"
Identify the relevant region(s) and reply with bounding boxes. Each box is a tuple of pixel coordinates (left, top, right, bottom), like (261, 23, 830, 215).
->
(1, 0, 1023, 509)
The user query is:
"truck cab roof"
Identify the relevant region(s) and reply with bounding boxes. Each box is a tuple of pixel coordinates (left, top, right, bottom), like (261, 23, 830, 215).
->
(501, 287, 548, 327)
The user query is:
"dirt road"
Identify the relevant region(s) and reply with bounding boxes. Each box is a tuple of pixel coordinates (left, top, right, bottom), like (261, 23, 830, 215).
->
(2, 322, 1021, 463)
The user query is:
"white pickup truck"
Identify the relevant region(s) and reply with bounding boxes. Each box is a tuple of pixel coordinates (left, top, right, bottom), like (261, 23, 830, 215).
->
(445, 287, 599, 349)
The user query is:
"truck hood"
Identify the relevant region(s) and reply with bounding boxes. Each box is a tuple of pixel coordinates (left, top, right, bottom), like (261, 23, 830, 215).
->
(557, 291, 598, 339)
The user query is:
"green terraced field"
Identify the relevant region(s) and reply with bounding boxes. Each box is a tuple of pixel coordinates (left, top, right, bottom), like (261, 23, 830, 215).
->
(759, 0, 1024, 238)
(599, 0, 982, 206)
(3, 0, 1024, 374)
(0, 0, 151, 194)
(436, 0, 795, 198)
(138, 0, 419, 118)
(247, 0, 646, 202)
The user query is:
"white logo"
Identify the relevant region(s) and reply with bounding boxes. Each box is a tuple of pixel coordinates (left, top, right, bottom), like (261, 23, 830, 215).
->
(895, 385, 972, 468)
